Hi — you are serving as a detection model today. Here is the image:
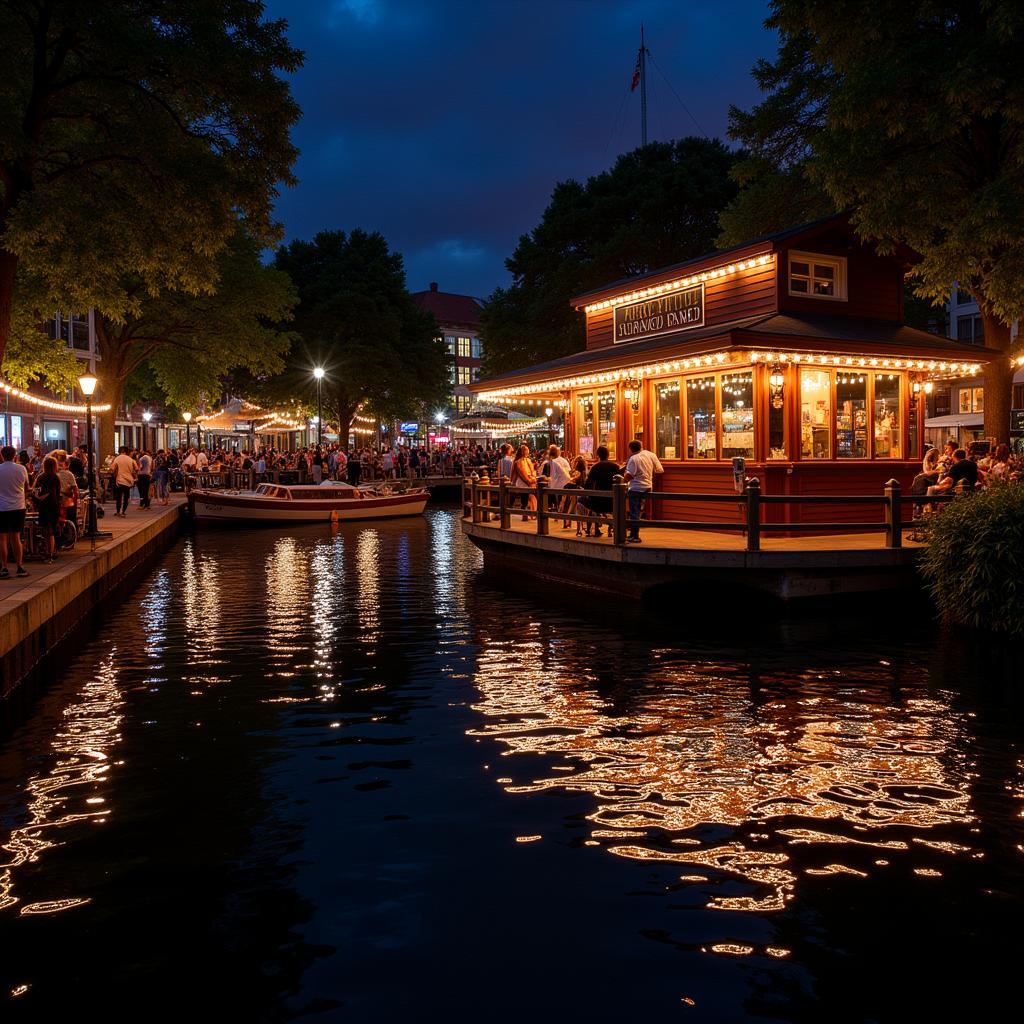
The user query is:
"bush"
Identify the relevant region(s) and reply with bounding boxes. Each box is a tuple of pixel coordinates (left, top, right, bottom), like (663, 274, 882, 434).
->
(919, 485, 1024, 635)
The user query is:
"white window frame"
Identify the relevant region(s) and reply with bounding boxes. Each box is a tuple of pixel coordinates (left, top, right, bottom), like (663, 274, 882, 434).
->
(788, 250, 847, 301)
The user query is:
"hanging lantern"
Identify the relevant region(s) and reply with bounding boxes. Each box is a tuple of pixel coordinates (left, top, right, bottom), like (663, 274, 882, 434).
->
(769, 363, 785, 410)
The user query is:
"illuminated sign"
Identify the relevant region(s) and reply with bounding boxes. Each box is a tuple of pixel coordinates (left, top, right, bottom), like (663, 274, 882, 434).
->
(400, 421, 419, 433)
(613, 283, 704, 343)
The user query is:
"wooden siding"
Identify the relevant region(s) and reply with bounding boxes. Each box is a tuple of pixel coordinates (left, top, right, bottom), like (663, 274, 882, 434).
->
(778, 241, 905, 322)
(585, 259, 777, 350)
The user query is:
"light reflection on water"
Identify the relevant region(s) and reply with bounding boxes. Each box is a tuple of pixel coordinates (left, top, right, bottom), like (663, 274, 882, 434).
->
(0, 510, 1019, 1019)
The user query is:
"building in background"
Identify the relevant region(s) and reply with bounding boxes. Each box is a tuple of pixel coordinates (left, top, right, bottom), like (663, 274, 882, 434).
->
(925, 288, 1024, 449)
(411, 282, 484, 418)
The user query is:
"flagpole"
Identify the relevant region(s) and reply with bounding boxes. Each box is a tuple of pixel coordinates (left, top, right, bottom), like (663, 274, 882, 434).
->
(640, 24, 648, 146)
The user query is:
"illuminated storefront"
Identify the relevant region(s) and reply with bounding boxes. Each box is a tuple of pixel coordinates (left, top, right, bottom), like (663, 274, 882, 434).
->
(472, 216, 994, 522)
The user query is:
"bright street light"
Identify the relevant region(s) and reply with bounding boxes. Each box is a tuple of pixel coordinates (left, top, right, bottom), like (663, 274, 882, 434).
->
(78, 373, 97, 397)
(313, 366, 325, 380)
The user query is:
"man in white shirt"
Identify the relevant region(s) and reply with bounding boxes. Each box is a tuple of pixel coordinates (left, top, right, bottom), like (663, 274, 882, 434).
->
(0, 445, 31, 578)
(196, 449, 209, 470)
(544, 445, 572, 490)
(623, 439, 664, 543)
(110, 446, 138, 517)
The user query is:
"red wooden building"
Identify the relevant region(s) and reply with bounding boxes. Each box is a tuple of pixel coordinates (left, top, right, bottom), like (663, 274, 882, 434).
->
(471, 216, 995, 525)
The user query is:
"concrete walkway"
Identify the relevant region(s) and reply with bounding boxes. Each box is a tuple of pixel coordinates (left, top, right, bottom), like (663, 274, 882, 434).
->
(0, 496, 185, 692)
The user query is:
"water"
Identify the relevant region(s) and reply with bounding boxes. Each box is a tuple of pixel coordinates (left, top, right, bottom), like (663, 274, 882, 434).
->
(0, 510, 1020, 1021)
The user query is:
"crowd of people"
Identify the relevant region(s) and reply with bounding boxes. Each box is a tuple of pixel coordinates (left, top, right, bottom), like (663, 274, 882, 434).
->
(913, 438, 1023, 500)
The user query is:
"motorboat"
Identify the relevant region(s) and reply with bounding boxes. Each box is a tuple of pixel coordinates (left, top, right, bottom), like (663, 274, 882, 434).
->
(187, 480, 429, 523)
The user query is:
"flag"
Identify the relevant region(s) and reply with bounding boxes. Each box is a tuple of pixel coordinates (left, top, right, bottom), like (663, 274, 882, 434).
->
(630, 53, 641, 92)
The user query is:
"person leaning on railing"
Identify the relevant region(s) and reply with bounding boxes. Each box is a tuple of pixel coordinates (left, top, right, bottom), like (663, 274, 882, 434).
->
(622, 439, 664, 544)
(509, 444, 537, 520)
(580, 446, 619, 538)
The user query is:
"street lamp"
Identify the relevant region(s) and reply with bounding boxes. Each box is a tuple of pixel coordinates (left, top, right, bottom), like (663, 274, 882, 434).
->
(545, 406, 555, 447)
(313, 366, 325, 447)
(183, 410, 192, 450)
(434, 411, 446, 451)
(77, 373, 109, 539)
(142, 409, 152, 451)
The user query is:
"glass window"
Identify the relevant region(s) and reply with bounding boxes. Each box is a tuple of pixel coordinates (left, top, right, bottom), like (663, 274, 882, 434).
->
(43, 419, 68, 452)
(835, 372, 868, 458)
(0, 416, 5, 446)
(457, 366, 471, 386)
(686, 376, 717, 459)
(445, 336, 456, 354)
(471, 337, 482, 358)
(800, 369, 831, 459)
(597, 390, 616, 460)
(721, 372, 754, 460)
(873, 374, 901, 458)
(9, 415, 23, 451)
(789, 253, 845, 299)
(768, 367, 786, 459)
(457, 337, 472, 358)
(972, 387, 984, 413)
(956, 315, 983, 345)
(654, 380, 681, 460)
(577, 392, 595, 456)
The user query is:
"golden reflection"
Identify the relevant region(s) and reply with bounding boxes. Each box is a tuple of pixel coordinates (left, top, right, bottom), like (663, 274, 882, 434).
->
(354, 531, 380, 645)
(310, 539, 341, 691)
(468, 625, 976, 923)
(0, 654, 122, 915)
(264, 537, 311, 676)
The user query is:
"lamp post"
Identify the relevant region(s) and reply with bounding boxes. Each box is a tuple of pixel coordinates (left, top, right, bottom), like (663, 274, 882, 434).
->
(434, 411, 446, 450)
(183, 410, 192, 450)
(142, 409, 152, 451)
(313, 366, 325, 447)
(77, 373, 109, 539)
(545, 406, 555, 447)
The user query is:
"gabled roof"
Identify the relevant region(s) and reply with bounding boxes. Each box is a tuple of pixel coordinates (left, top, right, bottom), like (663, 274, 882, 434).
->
(411, 284, 483, 328)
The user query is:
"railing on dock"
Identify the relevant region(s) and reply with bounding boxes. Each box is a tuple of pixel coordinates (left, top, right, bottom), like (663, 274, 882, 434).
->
(462, 474, 956, 552)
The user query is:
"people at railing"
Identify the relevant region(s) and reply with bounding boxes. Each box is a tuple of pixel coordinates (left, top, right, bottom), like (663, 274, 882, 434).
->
(509, 444, 537, 520)
(623, 440, 664, 544)
(580, 446, 619, 538)
(927, 448, 979, 498)
(564, 455, 587, 533)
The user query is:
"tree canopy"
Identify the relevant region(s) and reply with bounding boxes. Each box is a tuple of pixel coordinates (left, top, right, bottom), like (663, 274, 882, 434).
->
(0, 0, 301, 366)
(480, 138, 738, 377)
(271, 229, 449, 447)
(725, 0, 1024, 439)
(89, 225, 296, 456)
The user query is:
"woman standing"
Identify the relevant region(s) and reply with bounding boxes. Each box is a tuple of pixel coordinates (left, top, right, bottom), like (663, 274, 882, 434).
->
(153, 449, 170, 505)
(509, 443, 537, 520)
(33, 457, 62, 563)
(564, 455, 588, 532)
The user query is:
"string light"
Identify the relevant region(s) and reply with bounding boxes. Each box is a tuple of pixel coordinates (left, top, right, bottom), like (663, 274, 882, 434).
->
(581, 253, 775, 313)
(0, 379, 112, 414)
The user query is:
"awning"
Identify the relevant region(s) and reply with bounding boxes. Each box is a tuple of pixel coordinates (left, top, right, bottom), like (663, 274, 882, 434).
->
(924, 413, 983, 429)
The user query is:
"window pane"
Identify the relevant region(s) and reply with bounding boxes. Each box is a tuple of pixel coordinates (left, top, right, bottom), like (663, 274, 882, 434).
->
(813, 276, 835, 296)
(577, 392, 594, 456)
(873, 374, 901, 458)
(790, 261, 809, 276)
(800, 370, 831, 459)
(972, 387, 984, 413)
(471, 338, 482, 358)
(721, 372, 754, 460)
(597, 390, 616, 460)
(813, 264, 834, 279)
(686, 376, 717, 459)
(836, 372, 868, 458)
(790, 277, 809, 293)
(654, 380, 681, 460)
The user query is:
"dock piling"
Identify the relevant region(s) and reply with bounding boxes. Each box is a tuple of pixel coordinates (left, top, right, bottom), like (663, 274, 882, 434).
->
(745, 477, 761, 552)
(885, 479, 902, 548)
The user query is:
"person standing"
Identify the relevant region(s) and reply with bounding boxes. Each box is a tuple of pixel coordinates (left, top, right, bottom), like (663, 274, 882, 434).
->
(0, 445, 31, 578)
(137, 450, 153, 509)
(33, 456, 62, 562)
(312, 446, 323, 484)
(56, 452, 80, 533)
(110, 446, 138, 517)
(153, 449, 170, 505)
(622, 439, 664, 544)
(497, 443, 514, 481)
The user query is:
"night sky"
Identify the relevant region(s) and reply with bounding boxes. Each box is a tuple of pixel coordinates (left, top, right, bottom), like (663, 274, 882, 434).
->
(265, 0, 776, 298)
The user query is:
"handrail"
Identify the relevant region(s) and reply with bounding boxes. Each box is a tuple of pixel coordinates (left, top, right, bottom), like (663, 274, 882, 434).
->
(463, 473, 971, 552)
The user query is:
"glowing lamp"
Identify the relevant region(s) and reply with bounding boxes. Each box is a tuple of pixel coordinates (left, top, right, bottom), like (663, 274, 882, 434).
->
(78, 373, 98, 397)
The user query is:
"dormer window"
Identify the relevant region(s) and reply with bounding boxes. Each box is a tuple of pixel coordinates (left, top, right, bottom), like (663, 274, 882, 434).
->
(788, 251, 847, 300)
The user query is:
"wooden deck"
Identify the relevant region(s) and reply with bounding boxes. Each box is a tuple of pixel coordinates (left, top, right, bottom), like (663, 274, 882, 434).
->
(470, 513, 924, 552)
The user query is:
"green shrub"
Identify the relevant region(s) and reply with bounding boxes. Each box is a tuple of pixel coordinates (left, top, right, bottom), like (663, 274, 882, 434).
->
(919, 484, 1024, 635)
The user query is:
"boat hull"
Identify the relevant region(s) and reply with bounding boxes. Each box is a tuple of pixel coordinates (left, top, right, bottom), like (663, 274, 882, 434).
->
(188, 488, 429, 523)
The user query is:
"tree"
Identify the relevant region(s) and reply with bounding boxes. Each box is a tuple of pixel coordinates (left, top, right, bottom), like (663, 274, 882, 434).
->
(90, 226, 296, 457)
(272, 229, 449, 448)
(726, 0, 1024, 440)
(2, 275, 81, 390)
(0, 0, 301, 365)
(480, 138, 738, 376)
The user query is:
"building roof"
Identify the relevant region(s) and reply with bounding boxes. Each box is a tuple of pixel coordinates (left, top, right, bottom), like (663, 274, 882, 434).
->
(411, 282, 483, 328)
(470, 313, 993, 392)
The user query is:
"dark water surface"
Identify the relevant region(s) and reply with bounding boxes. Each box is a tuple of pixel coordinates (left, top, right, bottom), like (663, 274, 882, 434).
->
(0, 510, 1021, 1021)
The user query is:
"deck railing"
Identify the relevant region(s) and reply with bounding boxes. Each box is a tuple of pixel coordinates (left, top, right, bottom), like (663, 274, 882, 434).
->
(462, 474, 957, 552)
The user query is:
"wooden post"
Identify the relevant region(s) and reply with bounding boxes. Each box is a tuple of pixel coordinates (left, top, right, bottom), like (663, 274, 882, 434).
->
(745, 477, 761, 552)
(612, 475, 627, 546)
(536, 477, 549, 535)
(499, 475, 510, 530)
(470, 472, 480, 523)
(885, 478, 902, 548)
(478, 469, 490, 522)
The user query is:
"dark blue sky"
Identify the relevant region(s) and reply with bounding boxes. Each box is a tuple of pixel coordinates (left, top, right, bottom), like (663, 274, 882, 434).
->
(265, 0, 776, 298)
